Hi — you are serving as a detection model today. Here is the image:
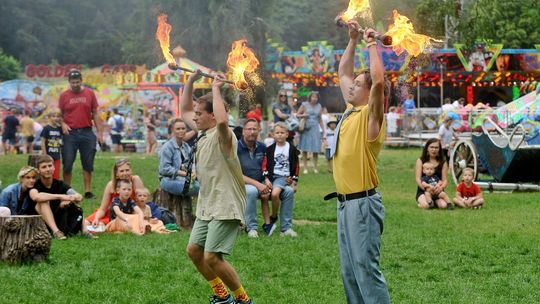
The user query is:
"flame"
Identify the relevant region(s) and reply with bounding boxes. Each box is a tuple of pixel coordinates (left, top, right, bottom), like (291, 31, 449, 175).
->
(226, 39, 260, 90)
(341, 0, 372, 22)
(385, 10, 442, 57)
(155, 14, 175, 65)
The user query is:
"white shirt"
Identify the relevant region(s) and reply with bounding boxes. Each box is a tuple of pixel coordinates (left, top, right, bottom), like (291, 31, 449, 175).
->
(107, 114, 124, 135)
(438, 124, 453, 148)
(386, 112, 399, 133)
(273, 142, 290, 177)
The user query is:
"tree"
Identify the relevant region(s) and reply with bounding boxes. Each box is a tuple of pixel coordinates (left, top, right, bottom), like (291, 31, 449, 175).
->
(0, 49, 21, 81)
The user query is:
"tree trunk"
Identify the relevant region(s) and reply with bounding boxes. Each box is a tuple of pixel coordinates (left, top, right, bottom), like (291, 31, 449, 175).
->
(0, 215, 51, 263)
(154, 188, 194, 230)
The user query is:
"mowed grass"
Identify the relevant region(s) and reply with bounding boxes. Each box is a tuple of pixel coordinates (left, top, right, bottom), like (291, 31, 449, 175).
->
(1, 148, 539, 304)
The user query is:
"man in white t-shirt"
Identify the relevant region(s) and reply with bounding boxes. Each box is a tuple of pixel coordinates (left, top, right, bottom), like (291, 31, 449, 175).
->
(107, 108, 124, 153)
(438, 115, 455, 161)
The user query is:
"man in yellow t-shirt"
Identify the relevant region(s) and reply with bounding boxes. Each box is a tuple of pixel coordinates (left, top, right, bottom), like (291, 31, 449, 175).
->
(330, 20, 390, 304)
(181, 71, 252, 304)
(19, 112, 35, 154)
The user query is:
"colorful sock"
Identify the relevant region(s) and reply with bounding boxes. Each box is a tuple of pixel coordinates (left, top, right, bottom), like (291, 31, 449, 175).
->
(233, 286, 250, 302)
(208, 277, 229, 298)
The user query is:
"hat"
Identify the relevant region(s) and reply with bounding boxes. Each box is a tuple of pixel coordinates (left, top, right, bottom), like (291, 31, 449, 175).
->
(68, 69, 82, 80)
(327, 116, 338, 127)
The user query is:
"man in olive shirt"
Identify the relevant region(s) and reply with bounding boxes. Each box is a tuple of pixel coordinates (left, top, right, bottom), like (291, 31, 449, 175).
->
(181, 71, 252, 304)
(328, 20, 390, 304)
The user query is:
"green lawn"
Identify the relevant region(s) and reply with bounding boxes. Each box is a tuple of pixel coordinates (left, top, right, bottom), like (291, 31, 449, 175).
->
(1, 149, 539, 303)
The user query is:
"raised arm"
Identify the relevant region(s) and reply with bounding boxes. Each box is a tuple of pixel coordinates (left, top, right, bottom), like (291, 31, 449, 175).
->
(365, 28, 385, 140)
(181, 71, 203, 131)
(212, 74, 234, 158)
(339, 21, 360, 101)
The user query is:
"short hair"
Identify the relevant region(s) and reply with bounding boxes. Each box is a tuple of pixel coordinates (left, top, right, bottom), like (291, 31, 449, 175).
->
(273, 122, 288, 131)
(36, 154, 54, 168)
(357, 69, 390, 96)
(136, 188, 151, 196)
(422, 162, 435, 170)
(68, 69, 82, 80)
(196, 92, 230, 114)
(462, 168, 474, 176)
(116, 178, 132, 188)
(243, 118, 259, 127)
(48, 108, 61, 117)
(169, 118, 185, 127)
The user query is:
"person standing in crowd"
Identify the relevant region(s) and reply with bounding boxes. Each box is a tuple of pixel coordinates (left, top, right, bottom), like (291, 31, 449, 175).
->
(296, 91, 325, 174)
(144, 110, 158, 154)
(330, 20, 391, 303)
(181, 71, 252, 304)
(1, 108, 19, 154)
(438, 115, 455, 161)
(19, 111, 35, 154)
(59, 69, 103, 199)
(403, 93, 416, 112)
(272, 90, 295, 144)
(237, 118, 271, 238)
(40, 109, 64, 180)
(107, 108, 124, 153)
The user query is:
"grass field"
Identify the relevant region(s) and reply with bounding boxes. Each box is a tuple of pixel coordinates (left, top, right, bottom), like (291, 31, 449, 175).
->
(1, 148, 539, 304)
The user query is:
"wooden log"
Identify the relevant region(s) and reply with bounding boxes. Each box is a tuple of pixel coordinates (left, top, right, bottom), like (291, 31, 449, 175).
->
(154, 188, 193, 230)
(0, 215, 51, 263)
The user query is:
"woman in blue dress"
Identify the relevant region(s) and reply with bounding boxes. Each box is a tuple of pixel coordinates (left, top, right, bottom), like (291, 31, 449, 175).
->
(296, 91, 325, 174)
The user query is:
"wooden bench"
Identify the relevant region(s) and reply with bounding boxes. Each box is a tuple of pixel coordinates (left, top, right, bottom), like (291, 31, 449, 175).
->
(0, 215, 51, 263)
(153, 188, 194, 230)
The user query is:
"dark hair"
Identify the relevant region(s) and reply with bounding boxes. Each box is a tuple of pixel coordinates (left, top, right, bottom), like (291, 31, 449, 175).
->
(243, 118, 259, 127)
(420, 138, 445, 169)
(68, 69, 82, 80)
(197, 93, 214, 113)
(36, 154, 54, 168)
(116, 178, 132, 188)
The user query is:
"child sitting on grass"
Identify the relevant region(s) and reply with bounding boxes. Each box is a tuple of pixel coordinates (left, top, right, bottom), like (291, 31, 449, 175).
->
(135, 188, 171, 233)
(262, 122, 299, 236)
(421, 162, 452, 209)
(453, 167, 485, 209)
(106, 179, 148, 235)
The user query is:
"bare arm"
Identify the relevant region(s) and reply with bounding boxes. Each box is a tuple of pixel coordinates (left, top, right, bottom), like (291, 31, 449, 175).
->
(180, 71, 202, 131)
(92, 110, 103, 143)
(415, 159, 424, 189)
(365, 29, 385, 140)
(29, 189, 74, 203)
(339, 21, 360, 101)
(40, 137, 46, 155)
(212, 75, 233, 158)
(132, 175, 145, 192)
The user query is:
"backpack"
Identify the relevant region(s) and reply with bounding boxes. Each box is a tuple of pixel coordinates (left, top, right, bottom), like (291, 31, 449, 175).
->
(158, 207, 177, 225)
(54, 204, 83, 236)
(112, 116, 124, 133)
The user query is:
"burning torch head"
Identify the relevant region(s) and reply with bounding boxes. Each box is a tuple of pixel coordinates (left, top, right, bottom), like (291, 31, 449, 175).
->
(168, 63, 179, 70)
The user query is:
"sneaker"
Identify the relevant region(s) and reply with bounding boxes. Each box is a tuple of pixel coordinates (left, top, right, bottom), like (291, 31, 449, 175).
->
(262, 222, 276, 236)
(209, 294, 235, 304)
(280, 229, 298, 237)
(247, 230, 259, 238)
(84, 192, 96, 199)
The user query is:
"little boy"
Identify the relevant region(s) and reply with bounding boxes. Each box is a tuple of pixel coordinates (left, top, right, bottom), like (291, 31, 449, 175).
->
(135, 188, 170, 233)
(324, 118, 337, 173)
(262, 122, 300, 236)
(40, 109, 63, 179)
(421, 162, 451, 209)
(106, 179, 147, 234)
(453, 167, 484, 209)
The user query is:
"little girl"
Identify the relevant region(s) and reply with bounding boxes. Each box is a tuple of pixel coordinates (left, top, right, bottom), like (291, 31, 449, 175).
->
(106, 179, 148, 235)
(135, 188, 171, 233)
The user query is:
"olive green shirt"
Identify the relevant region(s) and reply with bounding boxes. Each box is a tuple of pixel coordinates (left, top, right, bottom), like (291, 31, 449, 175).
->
(195, 127, 246, 223)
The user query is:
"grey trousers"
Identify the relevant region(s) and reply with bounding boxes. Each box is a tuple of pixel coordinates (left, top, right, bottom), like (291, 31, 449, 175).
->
(337, 192, 390, 304)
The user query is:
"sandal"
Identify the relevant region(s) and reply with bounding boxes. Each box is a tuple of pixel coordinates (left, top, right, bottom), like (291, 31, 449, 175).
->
(53, 230, 67, 240)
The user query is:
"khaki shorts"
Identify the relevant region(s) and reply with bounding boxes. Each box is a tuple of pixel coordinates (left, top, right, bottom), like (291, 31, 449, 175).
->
(188, 218, 241, 255)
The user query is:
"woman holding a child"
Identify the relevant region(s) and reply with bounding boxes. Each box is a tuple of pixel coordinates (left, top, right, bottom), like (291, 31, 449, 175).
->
(415, 138, 451, 209)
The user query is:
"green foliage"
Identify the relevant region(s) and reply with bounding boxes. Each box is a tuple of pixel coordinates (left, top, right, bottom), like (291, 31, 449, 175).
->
(1, 149, 540, 303)
(0, 49, 21, 81)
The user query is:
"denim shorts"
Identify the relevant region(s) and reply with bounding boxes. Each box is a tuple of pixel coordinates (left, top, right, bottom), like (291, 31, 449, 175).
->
(272, 176, 288, 190)
(325, 148, 332, 161)
(62, 127, 97, 172)
(111, 134, 122, 144)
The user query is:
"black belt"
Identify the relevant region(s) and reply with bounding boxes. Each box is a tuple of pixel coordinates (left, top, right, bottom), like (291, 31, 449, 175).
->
(324, 188, 377, 202)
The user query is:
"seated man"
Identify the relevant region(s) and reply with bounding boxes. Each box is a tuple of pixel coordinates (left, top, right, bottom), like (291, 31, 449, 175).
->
(28, 154, 95, 239)
(238, 119, 271, 238)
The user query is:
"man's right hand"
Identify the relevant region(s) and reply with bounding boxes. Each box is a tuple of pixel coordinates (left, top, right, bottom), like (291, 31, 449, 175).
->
(188, 69, 203, 82)
(256, 182, 270, 196)
(347, 20, 361, 40)
(61, 121, 71, 135)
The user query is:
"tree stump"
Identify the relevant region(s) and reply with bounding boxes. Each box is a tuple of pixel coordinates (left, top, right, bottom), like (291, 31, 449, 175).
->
(154, 188, 194, 230)
(0, 215, 51, 263)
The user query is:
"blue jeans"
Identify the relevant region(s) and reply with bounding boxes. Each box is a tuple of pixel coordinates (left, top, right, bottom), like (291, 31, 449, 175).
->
(62, 128, 96, 173)
(160, 177, 199, 196)
(337, 192, 390, 304)
(244, 184, 295, 232)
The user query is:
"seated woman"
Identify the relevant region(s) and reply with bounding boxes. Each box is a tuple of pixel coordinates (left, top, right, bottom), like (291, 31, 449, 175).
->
(415, 138, 453, 210)
(85, 158, 144, 230)
(0, 166, 39, 216)
(158, 118, 199, 196)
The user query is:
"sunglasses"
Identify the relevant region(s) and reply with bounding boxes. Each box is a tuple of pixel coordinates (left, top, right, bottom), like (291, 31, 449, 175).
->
(279, 94, 287, 97)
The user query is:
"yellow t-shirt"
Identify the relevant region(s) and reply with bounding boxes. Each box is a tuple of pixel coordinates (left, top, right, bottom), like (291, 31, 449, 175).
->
(332, 104, 386, 194)
(20, 116, 35, 137)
